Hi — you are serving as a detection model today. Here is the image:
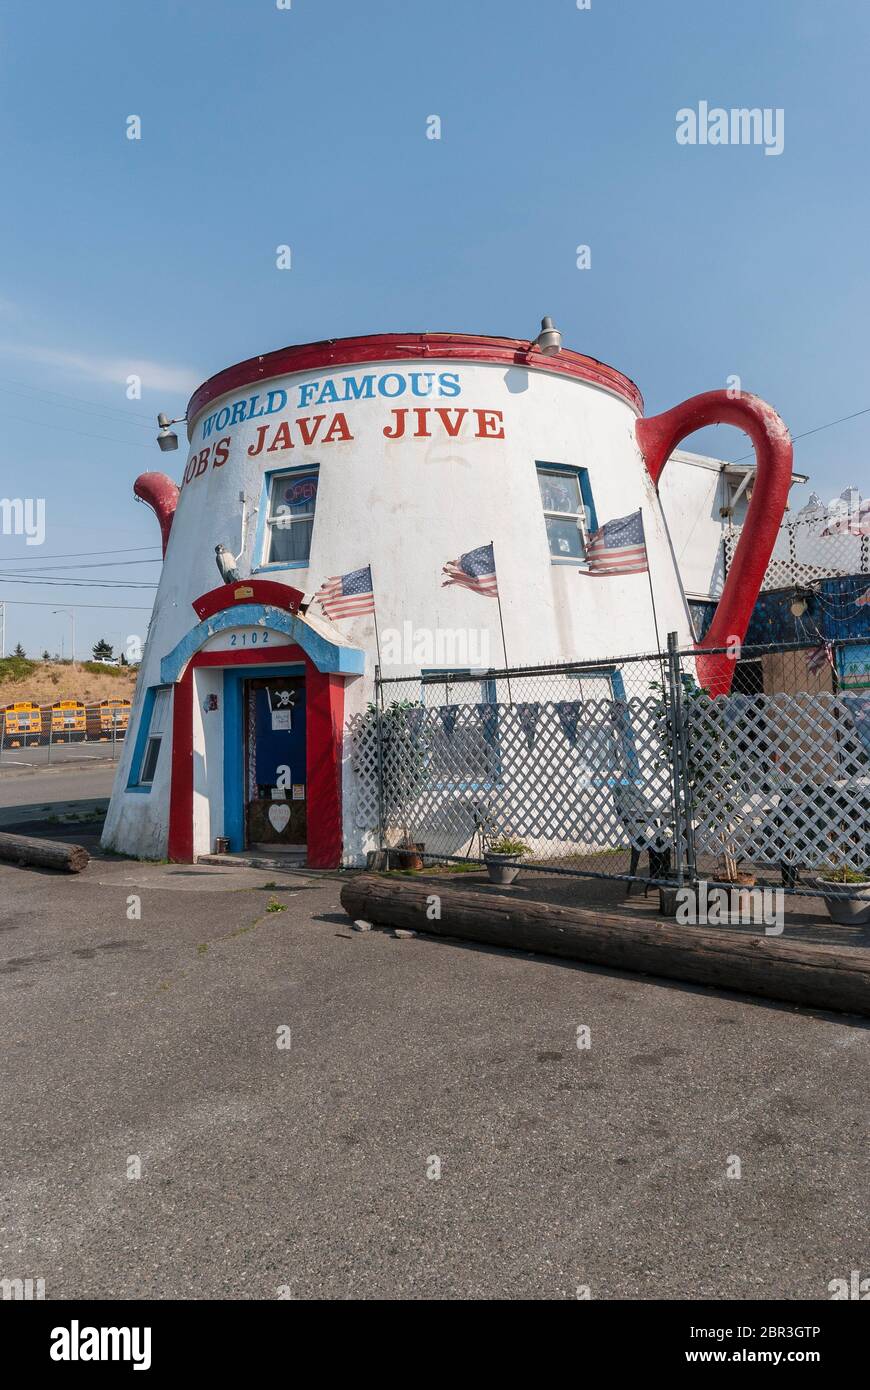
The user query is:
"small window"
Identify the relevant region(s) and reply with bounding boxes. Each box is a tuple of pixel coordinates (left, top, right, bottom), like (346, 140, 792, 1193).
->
(139, 687, 171, 786)
(537, 465, 591, 559)
(264, 469, 319, 565)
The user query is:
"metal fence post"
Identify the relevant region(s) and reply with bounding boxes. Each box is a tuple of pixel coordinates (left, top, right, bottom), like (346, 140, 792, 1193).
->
(673, 642, 698, 883)
(665, 632, 686, 887)
(375, 664, 385, 852)
(47, 712, 53, 765)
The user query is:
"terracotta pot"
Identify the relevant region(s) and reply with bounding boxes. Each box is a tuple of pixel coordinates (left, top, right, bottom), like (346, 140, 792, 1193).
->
(395, 843, 424, 871)
(711, 873, 760, 924)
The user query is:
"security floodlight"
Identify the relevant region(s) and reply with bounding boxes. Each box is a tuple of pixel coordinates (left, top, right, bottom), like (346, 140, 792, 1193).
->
(156, 411, 185, 452)
(534, 316, 562, 355)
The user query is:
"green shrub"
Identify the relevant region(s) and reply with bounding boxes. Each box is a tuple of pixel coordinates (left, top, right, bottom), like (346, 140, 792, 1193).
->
(80, 661, 130, 679)
(0, 656, 37, 685)
(818, 864, 870, 884)
(487, 836, 529, 856)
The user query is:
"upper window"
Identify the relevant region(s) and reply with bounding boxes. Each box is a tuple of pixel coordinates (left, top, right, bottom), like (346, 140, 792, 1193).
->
(537, 464, 593, 560)
(263, 469, 319, 566)
(137, 686, 171, 787)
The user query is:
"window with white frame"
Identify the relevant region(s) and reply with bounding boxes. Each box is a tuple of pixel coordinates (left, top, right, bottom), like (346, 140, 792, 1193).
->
(264, 469, 319, 565)
(138, 686, 171, 785)
(536, 464, 591, 559)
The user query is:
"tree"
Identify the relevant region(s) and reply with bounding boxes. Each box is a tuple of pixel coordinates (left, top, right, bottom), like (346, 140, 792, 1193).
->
(13, 643, 25, 658)
(42, 650, 51, 661)
(92, 638, 114, 661)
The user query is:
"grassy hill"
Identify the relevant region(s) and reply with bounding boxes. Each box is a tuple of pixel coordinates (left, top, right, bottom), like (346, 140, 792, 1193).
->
(0, 658, 138, 706)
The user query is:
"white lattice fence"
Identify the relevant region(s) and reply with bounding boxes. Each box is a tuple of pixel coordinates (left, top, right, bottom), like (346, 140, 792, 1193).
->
(725, 517, 870, 592)
(685, 691, 870, 870)
(348, 685, 678, 868)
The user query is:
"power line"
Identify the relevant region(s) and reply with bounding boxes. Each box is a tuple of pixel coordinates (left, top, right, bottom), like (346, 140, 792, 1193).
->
(729, 404, 870, 464)
(0, 575, 158, 589)
(0, 374, 156, 423)
(3, 410, 157, 449)
(0, 558, 163, 572)
(0, 545, 161, 562)
(0, 597, 153, 611)
(0, 382, 154, 430)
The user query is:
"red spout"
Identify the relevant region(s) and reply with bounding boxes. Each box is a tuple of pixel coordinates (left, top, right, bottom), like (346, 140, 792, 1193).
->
(134, 472, 180, 556)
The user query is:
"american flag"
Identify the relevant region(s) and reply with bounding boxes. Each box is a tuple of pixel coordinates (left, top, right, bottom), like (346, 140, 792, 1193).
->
(806, 642, 834, 673)
(583, 509, 649, 576)
(313, 564, 375, 620)
(441, 542, 499, 597)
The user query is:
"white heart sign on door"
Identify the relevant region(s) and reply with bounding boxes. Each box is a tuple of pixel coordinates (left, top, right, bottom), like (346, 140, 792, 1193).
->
(268, 803, 291, 834)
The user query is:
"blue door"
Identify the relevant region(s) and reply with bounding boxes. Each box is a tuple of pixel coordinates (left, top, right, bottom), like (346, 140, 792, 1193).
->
(245, 676, 307, 845)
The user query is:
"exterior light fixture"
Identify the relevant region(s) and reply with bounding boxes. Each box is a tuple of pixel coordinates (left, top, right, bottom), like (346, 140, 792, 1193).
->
(156, 411, 185, 452)
(534, 316, 562, 355)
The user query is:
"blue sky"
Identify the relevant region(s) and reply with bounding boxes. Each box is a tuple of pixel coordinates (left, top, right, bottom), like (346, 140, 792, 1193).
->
(1, 0, 868, 656)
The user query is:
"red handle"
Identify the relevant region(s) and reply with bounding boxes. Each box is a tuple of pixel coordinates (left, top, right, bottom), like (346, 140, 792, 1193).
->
(636, 390, 793, 694)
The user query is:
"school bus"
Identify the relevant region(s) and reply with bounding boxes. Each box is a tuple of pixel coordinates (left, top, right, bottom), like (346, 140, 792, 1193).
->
(50, 699, 87, 739)
(97, 697, 131, 737)
(3, 701, 42, 742)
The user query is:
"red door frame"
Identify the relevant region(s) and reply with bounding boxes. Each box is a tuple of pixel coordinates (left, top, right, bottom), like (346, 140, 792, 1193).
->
(167, 643, 345, 867)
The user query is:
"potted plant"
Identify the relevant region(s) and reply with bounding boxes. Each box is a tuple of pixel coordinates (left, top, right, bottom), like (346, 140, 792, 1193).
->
(394, 830, 424, 871)
(812, 863, 870, 926)
(483, 835, 529, 886)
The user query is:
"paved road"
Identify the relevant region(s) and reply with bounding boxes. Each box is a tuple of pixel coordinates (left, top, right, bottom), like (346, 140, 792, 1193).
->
(0, 763, 117, 826)
(0, 740, 123, 771)
(0, 855, 866, 1300)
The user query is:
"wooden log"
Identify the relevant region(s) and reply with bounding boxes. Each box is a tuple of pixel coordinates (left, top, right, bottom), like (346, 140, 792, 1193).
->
(340, 875, 870, 1017)
(0, 831, 89, 873)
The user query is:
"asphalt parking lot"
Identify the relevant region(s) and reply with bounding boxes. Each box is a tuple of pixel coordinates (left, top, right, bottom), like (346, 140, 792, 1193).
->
(0, 740, 124, 771)
(0, 846, 867, 1300)
(0, 763, 116, 827)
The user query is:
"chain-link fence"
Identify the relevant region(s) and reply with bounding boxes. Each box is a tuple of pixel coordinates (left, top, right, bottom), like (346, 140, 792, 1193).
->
(348, 636, 870, 899)
(0, 703, 129, 764)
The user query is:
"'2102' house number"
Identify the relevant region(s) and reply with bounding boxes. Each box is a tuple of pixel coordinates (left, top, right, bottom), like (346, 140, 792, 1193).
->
(204, 629, 284, 652)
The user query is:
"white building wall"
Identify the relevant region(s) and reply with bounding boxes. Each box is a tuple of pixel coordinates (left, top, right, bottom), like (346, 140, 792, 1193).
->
(104, 355, 713, 861)
(193, 668, 224, 857)
(656, 449, 752, 603)
(104, 660, 173, 859)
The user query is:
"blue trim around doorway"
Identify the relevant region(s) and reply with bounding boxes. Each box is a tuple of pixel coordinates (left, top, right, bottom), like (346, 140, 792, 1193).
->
(159, 604, 364, 685)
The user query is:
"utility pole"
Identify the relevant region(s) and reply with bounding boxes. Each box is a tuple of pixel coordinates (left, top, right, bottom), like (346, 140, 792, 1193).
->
(0, 601, 5, 658)
(53, 609, 75, 667)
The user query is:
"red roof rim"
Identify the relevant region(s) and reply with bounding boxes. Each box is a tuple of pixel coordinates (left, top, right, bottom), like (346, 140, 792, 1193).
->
(185, 331, 644, 434)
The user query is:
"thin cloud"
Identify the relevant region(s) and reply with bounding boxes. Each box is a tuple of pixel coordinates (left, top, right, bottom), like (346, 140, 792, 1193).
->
(0, 341, 201, 396)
